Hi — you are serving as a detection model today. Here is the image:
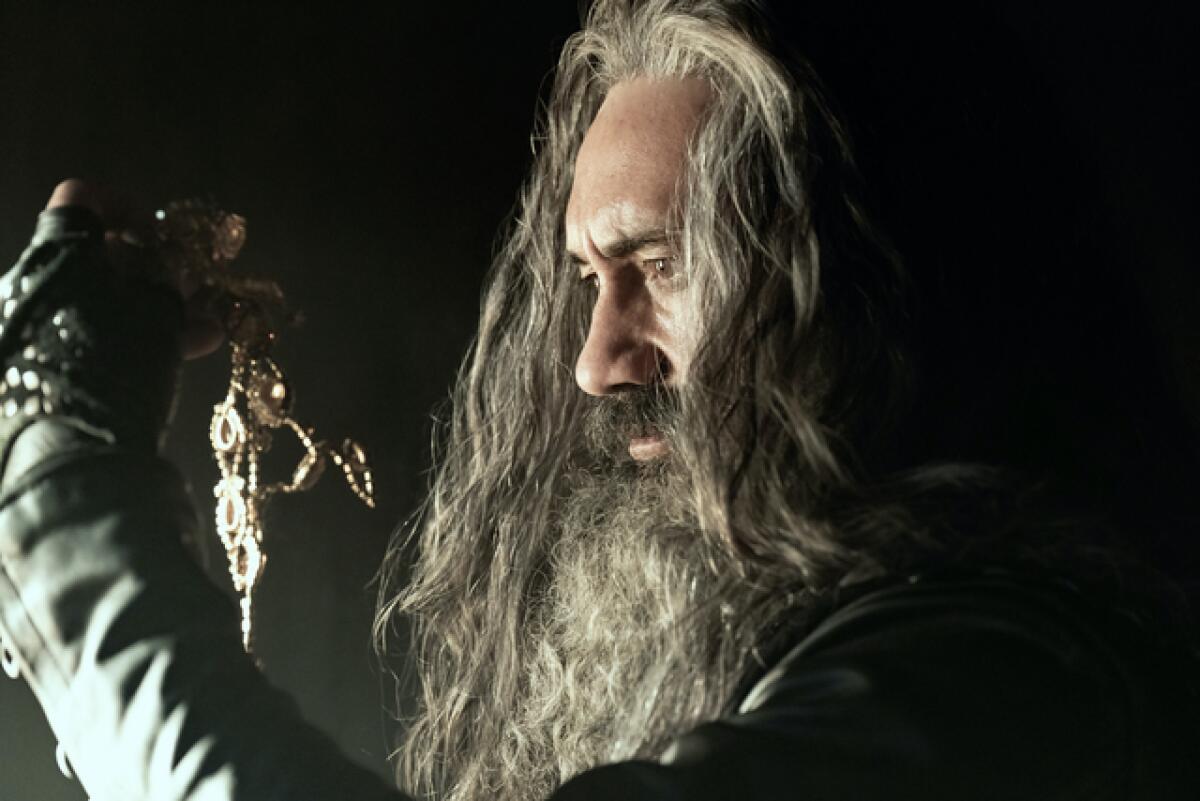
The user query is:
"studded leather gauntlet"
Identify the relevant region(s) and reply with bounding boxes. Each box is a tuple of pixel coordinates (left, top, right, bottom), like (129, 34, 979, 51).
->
(0, 199, 406, 801)
(0, 205, 184, 465)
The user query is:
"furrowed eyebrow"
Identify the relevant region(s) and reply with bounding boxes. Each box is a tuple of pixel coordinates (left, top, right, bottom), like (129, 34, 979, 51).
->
(566, 229, 675, 267)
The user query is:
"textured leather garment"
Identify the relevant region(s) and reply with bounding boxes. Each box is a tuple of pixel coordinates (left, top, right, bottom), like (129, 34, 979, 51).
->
(1, 214, 1197, 800)
(557, 573, 1200, 800)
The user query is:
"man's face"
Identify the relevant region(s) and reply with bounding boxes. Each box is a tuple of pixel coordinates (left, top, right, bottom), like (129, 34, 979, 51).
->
(566, 77, 712, 462)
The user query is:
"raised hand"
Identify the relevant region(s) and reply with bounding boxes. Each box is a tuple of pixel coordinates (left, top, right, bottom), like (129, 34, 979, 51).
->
(44, 179, 224, 359)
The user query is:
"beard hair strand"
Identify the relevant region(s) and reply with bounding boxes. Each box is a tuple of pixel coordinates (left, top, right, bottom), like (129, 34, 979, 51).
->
(435, 397, 794, 801)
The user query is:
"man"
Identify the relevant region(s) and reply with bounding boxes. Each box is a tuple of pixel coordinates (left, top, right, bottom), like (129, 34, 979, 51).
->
(0, 1, 1194, 800)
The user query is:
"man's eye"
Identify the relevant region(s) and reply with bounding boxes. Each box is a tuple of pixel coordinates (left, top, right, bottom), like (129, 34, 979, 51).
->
(644, 257, 676, 279)
(580, 273, 599, 291)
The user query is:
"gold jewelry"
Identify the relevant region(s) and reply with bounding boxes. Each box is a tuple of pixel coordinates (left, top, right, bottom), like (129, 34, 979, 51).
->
(156, 199, 375, 653)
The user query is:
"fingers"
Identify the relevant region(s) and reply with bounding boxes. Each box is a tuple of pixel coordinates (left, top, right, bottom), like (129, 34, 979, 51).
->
(45, 178, 180, 291)
(43, 179, 228, 361)
(45, 179, 150, 233)
(46, 179, 153, 265)
(45, 178, 100, 213)
(182, 290, 226, 360)
(182, 318, 226, 360)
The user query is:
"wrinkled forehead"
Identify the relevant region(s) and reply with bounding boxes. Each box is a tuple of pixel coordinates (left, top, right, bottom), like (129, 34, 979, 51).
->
(565, 77, 712, 251)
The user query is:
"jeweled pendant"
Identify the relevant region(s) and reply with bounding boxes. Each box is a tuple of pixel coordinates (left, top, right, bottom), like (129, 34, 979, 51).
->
(214, 476, 247, 538)
(210, 401, 245, 453)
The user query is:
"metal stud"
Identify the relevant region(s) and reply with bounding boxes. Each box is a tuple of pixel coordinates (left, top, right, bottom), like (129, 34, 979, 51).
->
(22, 370, 39, 391)
(18, 275, 33, 294)
(2, 299, 15, 319)
(1, 639, 20, 679)
(3, 400, 17, 418)
(6, 366, 20, 386)
(55, 742, 74, 780)
(210, 403, 245, 452)
(23, 396, 41, 416)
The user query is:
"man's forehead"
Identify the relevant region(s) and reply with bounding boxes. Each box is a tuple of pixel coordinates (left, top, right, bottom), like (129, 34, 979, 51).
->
(564, 77, 712, 256)
(565, 201, 668, 257)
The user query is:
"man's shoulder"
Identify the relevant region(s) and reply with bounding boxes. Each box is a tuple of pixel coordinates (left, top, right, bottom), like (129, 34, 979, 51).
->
(745, 569, 1190, 710)
(719, 568, 1200, 798)
(556, 569, 1200, 801)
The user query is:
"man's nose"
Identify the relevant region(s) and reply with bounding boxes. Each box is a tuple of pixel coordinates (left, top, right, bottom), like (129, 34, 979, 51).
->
(575, 274, 665, 396)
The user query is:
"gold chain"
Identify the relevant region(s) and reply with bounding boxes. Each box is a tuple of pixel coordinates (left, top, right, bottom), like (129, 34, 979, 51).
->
(156, 199, 375, 653)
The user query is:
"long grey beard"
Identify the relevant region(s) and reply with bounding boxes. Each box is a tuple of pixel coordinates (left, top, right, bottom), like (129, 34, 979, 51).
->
(446, 464, 774, 801)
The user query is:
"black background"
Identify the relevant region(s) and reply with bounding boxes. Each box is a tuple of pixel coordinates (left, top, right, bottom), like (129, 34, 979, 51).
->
(0, 3, 1196, 799)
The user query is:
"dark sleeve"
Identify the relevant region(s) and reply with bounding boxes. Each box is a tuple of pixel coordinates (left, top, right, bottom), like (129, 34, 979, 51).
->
(0, 426, 409, 801)
(551, 577, 1136, 801)
(0, 206, 410, 800)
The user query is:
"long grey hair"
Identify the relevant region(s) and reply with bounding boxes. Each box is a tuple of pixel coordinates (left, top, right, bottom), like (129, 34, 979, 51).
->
(374, 1, 932, 798)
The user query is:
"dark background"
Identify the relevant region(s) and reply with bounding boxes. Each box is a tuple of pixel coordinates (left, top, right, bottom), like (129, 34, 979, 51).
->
(0, 3, 1196, 800)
